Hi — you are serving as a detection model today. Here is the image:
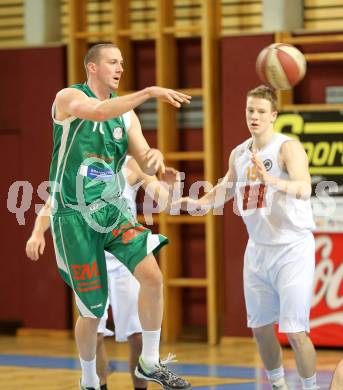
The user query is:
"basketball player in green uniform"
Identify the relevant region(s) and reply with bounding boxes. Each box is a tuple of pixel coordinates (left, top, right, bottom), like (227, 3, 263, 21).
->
(26, 158, 182, 390)
(48, 43, 191, 390)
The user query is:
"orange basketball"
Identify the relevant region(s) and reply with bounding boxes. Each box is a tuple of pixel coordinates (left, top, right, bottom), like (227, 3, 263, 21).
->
(256, 43, 306, 90)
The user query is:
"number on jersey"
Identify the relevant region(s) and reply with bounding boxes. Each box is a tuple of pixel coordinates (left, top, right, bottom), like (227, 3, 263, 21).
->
(241, 183, 266, 210)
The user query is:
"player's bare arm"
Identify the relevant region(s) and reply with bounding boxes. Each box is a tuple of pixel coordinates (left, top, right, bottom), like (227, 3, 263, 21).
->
(252, 140, 312, 199)
(176, 149, 237, 211)
(127, 111, 166, 176)
(128, 158, 180, 212)
(55, 86, 191, 122)
(25, 199, 51, 261)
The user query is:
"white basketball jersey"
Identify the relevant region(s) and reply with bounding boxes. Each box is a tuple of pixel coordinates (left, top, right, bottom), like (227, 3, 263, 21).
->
(105, 112, 139, 272)
(120, 156, 138, 219)
(234, 133, 315, 245)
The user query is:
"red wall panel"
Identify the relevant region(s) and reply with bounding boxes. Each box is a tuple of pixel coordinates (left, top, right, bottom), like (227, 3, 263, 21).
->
(295, 41, 343, 104)
(0, 46, 71, 330)
(1, 131, 23, 324)
(133, 40, 156, 88)
(177, 38, 202, 88)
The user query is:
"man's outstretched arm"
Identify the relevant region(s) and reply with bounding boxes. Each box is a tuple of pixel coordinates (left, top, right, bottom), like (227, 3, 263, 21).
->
(55, 86, 191, 122)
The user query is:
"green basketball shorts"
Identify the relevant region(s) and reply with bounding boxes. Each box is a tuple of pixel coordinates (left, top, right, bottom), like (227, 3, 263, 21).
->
(50, 201, 168, 318)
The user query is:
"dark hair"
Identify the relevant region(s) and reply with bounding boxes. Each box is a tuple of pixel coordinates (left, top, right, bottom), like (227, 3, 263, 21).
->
(84, 43, 118, 70)
(247, 85, 278, 112)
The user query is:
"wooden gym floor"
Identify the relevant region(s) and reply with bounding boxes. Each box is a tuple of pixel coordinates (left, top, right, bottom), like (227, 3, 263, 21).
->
(0, 334, 340, 389)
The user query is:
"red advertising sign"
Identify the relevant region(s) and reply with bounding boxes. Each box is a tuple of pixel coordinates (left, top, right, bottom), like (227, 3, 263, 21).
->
(276, 111, 343, 345)
(279, 233, 343, 346)
(310, 233, 343, 346)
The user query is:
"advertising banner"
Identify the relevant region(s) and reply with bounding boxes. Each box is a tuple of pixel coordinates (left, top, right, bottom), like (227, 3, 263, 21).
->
(310, 233, 343, 346)
(275, 112, 343, 345)
(275, 111, 343, 232)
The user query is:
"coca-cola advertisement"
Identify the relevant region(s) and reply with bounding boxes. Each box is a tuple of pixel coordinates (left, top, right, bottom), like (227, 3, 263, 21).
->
(279, 233, 343, 346)
(275, 111, 343, 346)
(310, 233, 343, 346)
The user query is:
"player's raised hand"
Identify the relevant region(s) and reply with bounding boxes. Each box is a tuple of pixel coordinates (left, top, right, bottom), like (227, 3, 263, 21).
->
(147, 87, 191, 108)
(251, 153, 269, 182)
(26, 232, 46, 261)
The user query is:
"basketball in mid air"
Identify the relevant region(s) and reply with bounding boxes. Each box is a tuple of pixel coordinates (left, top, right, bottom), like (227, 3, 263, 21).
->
(256, 43, 306, 90)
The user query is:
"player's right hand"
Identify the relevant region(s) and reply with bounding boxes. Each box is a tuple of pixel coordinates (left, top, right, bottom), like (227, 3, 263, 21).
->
(147, 87, 191, 108)
(25, 232, 46, 261)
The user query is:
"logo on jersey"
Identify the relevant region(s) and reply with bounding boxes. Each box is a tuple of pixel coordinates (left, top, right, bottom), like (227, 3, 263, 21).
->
(263, 159, 273, 171)
(113, 126, 123, 140)
(71, 260, 99, 281)
(79, 164, 114, 181)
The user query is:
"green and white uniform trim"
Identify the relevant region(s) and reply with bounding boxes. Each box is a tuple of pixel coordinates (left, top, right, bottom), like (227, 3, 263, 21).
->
(49, 83, 128, 211)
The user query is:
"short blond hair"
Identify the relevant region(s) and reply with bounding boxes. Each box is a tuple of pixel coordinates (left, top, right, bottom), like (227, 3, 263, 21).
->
(84, 43, 118, 70)
(247, 85, 278, 112)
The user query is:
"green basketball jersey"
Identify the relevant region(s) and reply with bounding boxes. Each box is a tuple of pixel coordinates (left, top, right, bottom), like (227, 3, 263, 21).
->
(49, 83, 128, 211)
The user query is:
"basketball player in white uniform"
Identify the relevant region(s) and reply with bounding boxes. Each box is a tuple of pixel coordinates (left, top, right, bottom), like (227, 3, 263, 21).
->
(96, 154, 180, 390)
(177, 85, 318, 390)
(26, 112, 181, 390)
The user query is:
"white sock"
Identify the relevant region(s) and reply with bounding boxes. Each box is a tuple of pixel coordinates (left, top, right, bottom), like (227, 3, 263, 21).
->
(140, 329, 161, 370)
(267, 366, 286, 385)
(80, 356, 100, 388)
(301, 373, 317, 390)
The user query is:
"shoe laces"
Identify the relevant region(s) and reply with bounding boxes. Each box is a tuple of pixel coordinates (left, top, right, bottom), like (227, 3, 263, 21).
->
(155, 355, 189, 387)
(160, 353, 178, 365)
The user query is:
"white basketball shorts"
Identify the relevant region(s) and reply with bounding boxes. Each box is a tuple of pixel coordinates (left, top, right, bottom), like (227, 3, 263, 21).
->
(244, 233, 315, 333)
(98, 254, 142, 341)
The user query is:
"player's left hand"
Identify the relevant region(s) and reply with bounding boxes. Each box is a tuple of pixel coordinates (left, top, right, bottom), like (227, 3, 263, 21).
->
(145, 148, 166, 176)
(251, 153, 271, 183)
